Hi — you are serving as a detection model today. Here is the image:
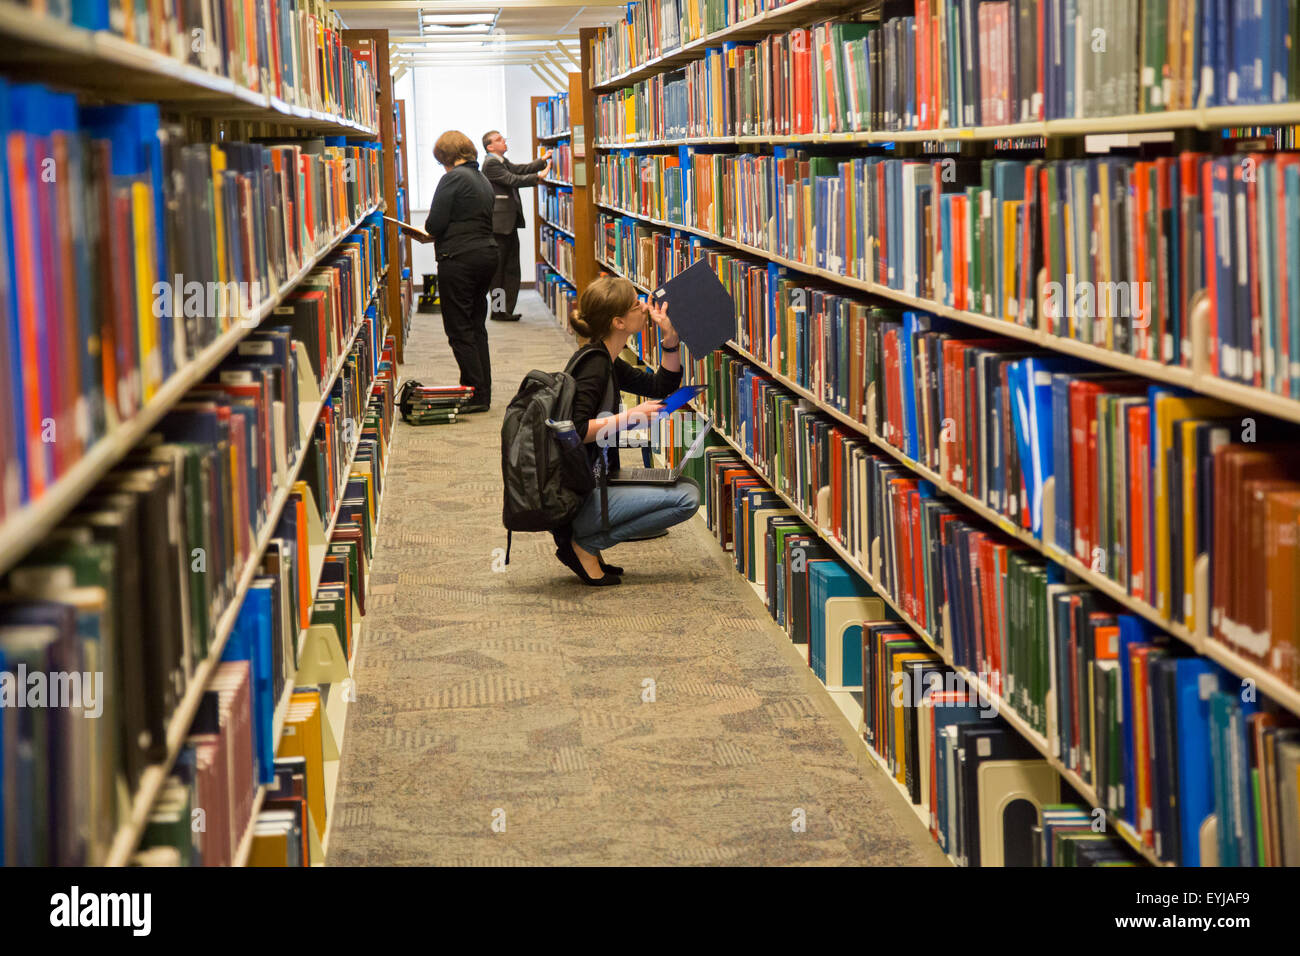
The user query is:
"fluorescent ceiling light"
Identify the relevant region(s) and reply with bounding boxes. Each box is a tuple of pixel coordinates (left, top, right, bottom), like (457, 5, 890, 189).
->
(421, 23, 492, 32)
(420, 12, 496, 23)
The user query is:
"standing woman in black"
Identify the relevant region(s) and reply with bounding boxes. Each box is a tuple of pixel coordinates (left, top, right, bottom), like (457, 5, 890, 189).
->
(421, 130, 498, 412)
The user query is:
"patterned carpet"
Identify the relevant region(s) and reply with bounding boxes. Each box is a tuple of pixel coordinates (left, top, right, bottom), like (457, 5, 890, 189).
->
(326, 292, 947, 866)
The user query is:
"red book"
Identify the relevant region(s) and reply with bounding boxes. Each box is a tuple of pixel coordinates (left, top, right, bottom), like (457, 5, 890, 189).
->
(791, 28, 812, 134)
(8, 131, 48, 497)
(1133, 161, 1152, 361)
(891, 478, 918, 615)
(1202, 159, 1219, 376)
(1068, 380, 1104, 563)
(820, 32, 838, 132)
(954, 195, 968, 310)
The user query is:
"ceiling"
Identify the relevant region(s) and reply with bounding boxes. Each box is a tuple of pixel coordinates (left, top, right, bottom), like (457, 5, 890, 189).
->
(330, 0, 623, 84)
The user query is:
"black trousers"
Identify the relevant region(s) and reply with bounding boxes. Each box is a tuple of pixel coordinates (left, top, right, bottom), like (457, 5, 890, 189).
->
(437, 246, 498, 405)
(490, 229, 522, 317)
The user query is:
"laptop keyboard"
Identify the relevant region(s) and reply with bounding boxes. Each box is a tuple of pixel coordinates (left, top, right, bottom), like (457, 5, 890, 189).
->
(614, 467, 673, 482)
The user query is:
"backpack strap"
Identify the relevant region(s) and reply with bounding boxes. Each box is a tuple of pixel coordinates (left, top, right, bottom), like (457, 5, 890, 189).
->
(568, 344, 615, 533)
(504, 530, 512, 566)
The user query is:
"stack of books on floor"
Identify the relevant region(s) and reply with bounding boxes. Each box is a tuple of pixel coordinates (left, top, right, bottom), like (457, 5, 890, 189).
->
(399, 384, 475, 425)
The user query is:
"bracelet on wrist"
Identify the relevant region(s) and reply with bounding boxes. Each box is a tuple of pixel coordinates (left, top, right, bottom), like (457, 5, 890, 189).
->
(662, 340, 680, 351)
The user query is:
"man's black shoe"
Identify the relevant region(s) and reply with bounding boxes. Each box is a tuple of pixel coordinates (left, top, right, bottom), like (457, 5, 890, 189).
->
(490, 312, 521, 322)
(460, 403, 491, 414)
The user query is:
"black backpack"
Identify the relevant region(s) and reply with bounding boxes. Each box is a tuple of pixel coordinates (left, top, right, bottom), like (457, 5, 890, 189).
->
(500, 345, 614, 563)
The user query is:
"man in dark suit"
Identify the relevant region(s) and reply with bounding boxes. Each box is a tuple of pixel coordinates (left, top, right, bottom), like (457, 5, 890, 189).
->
(481, 129, 550, 321)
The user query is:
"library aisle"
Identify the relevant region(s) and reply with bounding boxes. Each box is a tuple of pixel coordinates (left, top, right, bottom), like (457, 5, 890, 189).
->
(327, 293, 944, 866)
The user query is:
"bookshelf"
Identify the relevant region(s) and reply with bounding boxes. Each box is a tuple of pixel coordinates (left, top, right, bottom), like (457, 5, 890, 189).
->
(533, 82, 592, 329)
(0, 3, 378, 137)
(0, 207, 380, 578)
(0, 5, 404, 867)
(581, 0, 1300, 867)
(343, 29, 407, 363)
(394, 98, 414, 323)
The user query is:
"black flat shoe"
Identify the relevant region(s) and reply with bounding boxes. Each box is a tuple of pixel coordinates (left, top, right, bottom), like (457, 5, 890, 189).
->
(490, 313, 521, 322)
(460, 403, 490, 413)
(597, 556, 624, 576)
(555, 544, 621, 586)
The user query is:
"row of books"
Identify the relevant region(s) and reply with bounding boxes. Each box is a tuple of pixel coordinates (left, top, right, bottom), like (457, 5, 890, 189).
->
(0, 289, 392, 866)
(686, 420, 1143, 864)
(540, 227, 576, 284)
(596, 144, 1300, 396)
(596, 212, 693, 291)
(539, 184, 574, 233)
(133, 341, 395, 866)
(595, 68, 691, 144)
(35, 0, 377, 127)
(535, 93, 570, 138)
(545, 141, 575, 184)
(687, 351, 1300, 866)
(0, 76, 382, 524)
(592, 1, 1300, 131)
(0, 74, 384, 522)
(864, 0, 1300, 127)
(588, 0, 793, 84)
(539, 267, 578, 329)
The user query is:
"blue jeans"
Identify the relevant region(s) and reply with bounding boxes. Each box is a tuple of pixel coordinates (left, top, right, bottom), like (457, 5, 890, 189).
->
(570, 478, 700, 553)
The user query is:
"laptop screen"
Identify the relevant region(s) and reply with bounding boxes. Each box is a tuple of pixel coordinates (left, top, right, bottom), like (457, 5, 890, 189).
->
(672, 417, 713, 478)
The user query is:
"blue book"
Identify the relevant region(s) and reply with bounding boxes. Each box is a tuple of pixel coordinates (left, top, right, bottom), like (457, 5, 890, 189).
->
(70, 0, 110, 28)
(1276, 0, 1292, 103)
(1050, 373, 1073, 553)
(1175, 658, 1229, 866)
(1217, 0, 1233, 107)
(225, 583, 277, 785)
(812, 560, 886, 687)
(899, 311, 929, 463)
(1008, 355, 1078, 539)
(1115, 614, 1160, 826)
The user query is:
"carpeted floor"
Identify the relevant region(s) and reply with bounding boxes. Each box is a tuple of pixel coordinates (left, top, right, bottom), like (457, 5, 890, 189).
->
(326, 291, 947, 866)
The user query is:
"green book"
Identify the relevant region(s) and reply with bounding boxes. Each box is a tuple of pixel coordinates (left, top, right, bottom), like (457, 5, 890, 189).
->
(309, 595, 348, 657)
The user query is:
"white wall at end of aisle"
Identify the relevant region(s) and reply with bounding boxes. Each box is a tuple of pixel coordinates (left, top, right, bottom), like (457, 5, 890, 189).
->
(400, 63, 553, 288)
(505, 65, 556, 284)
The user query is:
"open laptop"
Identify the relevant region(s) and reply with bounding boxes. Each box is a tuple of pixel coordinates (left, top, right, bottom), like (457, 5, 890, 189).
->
(608, 417, 713, 485)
